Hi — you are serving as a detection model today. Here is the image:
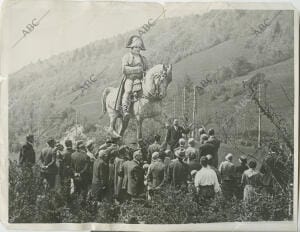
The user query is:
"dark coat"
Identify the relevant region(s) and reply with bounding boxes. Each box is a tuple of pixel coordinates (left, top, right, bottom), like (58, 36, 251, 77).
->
(127, 160, 144, 196)
(199, 142, 217, 166)
(71, 150, 89, 178)
(92, 157, 109, 188)
(19, 142, 35, 167)
(187, 160, 201, 172)
(40, 147, 57, 174)
(207, 136, 221, 166)
(147, 160, 165, 189)
(167, 159, 190, 188)
(61, 148, 75, 178)
(166, 126, 190, 150)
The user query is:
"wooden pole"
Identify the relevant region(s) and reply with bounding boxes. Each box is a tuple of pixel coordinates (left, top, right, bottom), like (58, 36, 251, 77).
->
(75, 110, 78, 137)
(258, 83, 261, 148)
(192, 86, 196, 137)
(173, 97, 176, 119)
(183, 87, 186, 118)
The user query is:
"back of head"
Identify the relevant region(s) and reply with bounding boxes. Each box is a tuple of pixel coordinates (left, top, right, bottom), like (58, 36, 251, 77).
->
(179, 138, 186, 146)
(248, 160, 257, 169)
(225, 153, 233, 161)
(152, 151, 160, 161)
(200, 156, 208, 167)
(188, 138, 195, 147)
(208, 128, 215, 136)
(133, 149, 142, 160)
(198, 128, 205, 135)
(47, 138, 56, 147)
(154, 134, 161, 142)
(65, 139, 72, 148)
(202, 134, 209, 142)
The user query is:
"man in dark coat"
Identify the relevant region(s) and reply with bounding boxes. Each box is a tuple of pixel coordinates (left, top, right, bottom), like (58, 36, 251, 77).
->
(40, 138, 58, 189)
(61, 140, 75, 199)
(207, 128, 221, 167)
(92, 150, 109, 202)
(167, 148, 190, 189)
(199, 135, 216, 166)
(71, 141, 90, 200)
(19, 134, 35, 168)
(147, 134, 161, 164)
(166, 119, 190, 152)
(126, 150, 145, 199)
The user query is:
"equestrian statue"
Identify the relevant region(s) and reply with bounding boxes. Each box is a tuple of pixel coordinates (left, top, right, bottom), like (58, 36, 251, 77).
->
(102, 35, 172, 139)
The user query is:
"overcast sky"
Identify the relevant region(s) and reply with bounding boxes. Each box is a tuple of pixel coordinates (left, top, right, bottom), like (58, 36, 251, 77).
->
(0, 1, 213, 74)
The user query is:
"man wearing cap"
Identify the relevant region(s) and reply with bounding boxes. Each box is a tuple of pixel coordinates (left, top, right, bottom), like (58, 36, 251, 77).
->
(19, 134, 36, 168)
(198, 135, 216, 164)
(92, 150, 109, 202)
(117, 35, 148, 119)
(146, 152, 166, 197)
(194, 157, 221, 201)
(235, 155, 249, 199)
(126, 150, 145, 199)
(219, 153, 236, 199)
(166, 119, 190, 154)
(71, 141, 90, 200)
(167, 148, 190, 189)
(40, 138, 58, 189)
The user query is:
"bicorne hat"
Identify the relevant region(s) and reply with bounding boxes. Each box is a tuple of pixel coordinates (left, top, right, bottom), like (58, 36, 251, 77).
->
(126, 35, 146, 50)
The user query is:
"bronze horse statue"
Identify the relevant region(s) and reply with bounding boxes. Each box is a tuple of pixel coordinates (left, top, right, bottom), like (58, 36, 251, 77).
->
(102, 64, 172, 139)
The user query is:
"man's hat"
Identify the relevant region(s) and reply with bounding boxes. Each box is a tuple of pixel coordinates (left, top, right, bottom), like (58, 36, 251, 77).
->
(47, 137, 56, 145)
(26, 134, 34, 140)
(225, 153, 233, 161)
(175, 148, 186, 158)
(126, 35, 146, 50)
(239, 155, 247, 163)
(152, 152, 160, 160)
(76, 140, 85, 149)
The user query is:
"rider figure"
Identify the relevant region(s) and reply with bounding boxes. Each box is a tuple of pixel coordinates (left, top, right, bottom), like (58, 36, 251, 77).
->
(121, 35, 148, 119)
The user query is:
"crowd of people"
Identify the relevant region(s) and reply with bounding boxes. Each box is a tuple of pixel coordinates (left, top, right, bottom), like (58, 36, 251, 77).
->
(18, 119, 274, 206)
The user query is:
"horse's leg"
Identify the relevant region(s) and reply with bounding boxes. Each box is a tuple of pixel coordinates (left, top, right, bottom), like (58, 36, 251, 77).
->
(119, 117, 130, 137)
(136, 117, 143, 140)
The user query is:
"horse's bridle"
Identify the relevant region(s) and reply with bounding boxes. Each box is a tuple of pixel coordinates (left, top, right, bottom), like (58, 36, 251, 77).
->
(145, 68, 167, 100)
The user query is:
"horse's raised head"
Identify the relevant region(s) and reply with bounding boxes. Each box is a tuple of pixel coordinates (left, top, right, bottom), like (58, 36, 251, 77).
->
(144, 64, 173, 99)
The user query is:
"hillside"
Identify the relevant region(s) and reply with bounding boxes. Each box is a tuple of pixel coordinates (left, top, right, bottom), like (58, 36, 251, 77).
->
(8, 10, 294, 149)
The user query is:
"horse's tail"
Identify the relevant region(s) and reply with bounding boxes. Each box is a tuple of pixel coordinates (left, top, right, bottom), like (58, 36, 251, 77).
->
(102, 87, 110, 114)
